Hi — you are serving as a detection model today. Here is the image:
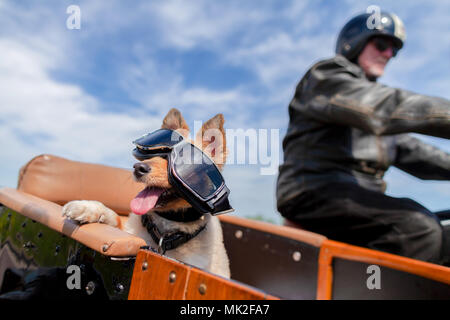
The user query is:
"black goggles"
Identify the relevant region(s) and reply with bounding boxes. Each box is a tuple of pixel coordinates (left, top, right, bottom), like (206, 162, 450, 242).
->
(372, 37, 400, 57)
(132, 129, 233, 215)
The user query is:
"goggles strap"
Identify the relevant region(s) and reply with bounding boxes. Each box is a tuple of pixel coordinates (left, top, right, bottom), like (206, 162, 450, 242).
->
(141, 214, 206, 254)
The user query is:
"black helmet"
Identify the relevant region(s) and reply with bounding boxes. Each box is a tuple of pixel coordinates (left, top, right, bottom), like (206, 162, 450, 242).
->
(336, 11, 406, 61)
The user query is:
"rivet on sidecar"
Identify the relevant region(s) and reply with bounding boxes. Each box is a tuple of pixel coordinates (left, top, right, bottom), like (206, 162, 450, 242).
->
(85, 281, 96, 295)
(169, 271, 177, 283)
(292, 251, 302, 262)
(198, 283, 207, 295)
(116, 283, 124, 293)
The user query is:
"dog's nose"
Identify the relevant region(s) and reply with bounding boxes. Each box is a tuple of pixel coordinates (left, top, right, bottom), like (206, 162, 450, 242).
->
(134, 162, 151, 178)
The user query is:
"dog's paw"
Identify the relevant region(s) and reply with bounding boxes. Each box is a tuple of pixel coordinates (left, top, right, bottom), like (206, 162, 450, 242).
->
(62, 200, 118, 226)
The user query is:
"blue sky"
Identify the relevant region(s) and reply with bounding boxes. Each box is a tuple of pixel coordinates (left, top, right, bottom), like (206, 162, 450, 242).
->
(0, 0, 449, 224)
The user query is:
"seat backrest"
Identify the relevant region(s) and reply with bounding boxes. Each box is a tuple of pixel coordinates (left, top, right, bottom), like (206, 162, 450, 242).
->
(17, 154, 142, 215)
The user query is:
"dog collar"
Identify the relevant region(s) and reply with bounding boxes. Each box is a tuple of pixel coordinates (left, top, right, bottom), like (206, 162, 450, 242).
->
(141, 214, 206, 254)
(154, 207, 204, 222)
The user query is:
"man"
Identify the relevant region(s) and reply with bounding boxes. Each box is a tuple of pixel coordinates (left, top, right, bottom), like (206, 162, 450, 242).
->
(276, 11, 450, 265)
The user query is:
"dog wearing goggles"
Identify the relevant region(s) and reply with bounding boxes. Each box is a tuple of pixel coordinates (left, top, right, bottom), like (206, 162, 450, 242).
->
(62, 109, 231, 278)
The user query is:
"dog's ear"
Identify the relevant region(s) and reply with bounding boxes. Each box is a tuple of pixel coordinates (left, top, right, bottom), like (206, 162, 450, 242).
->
(195, 114, 227, 168)
(161, 108, 190, 137)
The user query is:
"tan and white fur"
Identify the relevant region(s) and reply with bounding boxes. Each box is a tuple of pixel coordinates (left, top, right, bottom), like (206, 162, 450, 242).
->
(62, 109, 230, 278)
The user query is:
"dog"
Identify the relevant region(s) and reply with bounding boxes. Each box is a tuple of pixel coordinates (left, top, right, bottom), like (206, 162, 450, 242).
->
(62, 108, 231, 278)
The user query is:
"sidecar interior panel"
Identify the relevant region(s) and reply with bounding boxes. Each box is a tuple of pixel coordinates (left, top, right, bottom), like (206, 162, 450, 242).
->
(219, 215, 326, 299)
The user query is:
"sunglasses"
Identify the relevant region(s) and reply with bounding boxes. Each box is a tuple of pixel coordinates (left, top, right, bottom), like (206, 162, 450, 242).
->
(132, 129, 233, 215)
(372, 37, 399, 57)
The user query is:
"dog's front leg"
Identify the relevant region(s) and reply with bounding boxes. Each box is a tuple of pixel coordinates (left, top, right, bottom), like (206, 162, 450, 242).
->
(62, 200, 121, 228)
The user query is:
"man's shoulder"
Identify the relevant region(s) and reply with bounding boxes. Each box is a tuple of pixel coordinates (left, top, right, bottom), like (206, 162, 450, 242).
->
(308, 55, 363, 77)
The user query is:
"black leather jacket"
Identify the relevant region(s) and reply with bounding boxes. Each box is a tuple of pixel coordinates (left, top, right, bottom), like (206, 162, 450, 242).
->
(277, 55, 450, 209)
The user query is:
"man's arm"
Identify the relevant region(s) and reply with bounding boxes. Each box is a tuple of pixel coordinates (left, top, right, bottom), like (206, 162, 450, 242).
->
(291, 57, 450, 139)
(393, 134, 450, 180)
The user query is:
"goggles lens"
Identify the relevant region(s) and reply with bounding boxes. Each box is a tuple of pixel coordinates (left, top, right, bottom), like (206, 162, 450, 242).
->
(172, 143, 223, 199)
(373, 37, 399, 57)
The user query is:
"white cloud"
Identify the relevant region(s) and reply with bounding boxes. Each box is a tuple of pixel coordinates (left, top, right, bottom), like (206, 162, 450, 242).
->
(147, 0, 269, 50)
(227, 31, 333, 88)
(115, 44, 258, 127)
(0, 36, 161, 189)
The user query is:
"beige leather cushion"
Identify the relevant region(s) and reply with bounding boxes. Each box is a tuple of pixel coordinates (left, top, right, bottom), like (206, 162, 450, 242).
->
(0, 187, 146, 256)
(18, 154, 143, 215)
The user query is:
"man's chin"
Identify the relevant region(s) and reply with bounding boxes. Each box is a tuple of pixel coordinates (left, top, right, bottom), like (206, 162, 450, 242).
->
(367, 66, 385, 79)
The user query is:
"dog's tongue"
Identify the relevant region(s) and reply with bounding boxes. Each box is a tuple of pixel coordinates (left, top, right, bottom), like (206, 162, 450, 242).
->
(130, 187, 164, 215)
